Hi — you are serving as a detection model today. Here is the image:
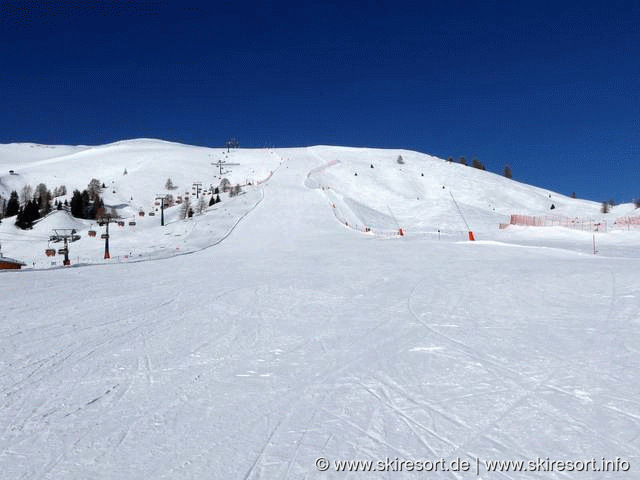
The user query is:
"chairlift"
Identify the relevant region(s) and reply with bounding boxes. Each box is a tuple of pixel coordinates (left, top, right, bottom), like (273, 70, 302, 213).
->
(101, 233, 109, 239)
(45, 248, 56, 257)
(129, 220, 136, 226)
(149, 212, 155, 216)
(118, 221, 125, 227)
(88, 229, 97, 237)
(57, 248, 68, 255)
(139, 211, 145, 217)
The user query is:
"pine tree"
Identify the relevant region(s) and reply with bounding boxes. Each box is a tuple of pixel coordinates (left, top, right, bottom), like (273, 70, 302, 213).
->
(459, 157, 467, 166)
(15, 206, 25, 228)
(6, 191, 19, 217)
(503, 165, 512, 179)
(472, 158, 486, 170)
(70, 190, 85, 218)
(15, 199, 40, 229)
(81, 190, 91, 217)
(209, 195, 215, 206)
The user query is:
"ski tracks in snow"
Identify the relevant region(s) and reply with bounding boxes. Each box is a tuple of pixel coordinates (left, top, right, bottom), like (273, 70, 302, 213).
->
(405, 261, 640, 476)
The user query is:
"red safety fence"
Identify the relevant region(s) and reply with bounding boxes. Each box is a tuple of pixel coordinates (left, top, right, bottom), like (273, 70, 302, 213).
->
(508, 215, 607, 232)
(611, 216, 640, 230)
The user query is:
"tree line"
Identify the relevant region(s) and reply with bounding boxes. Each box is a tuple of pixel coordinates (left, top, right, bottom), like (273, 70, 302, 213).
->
(446, 156, 513, 179)
(0, 179, 105, 229)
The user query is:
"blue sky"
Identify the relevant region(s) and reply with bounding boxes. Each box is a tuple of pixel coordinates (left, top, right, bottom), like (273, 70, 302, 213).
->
(1, 1, 638, 202)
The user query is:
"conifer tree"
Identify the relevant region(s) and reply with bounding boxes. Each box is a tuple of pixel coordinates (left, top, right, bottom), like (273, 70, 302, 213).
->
(70, 190, 84, 218)
(15, 199, 40, 229)
(472, 158, 486, 170)
(6, 191, 19, 217)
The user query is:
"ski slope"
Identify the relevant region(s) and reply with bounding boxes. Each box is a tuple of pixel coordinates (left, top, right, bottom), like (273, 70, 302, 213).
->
(1, 142, 639, 479)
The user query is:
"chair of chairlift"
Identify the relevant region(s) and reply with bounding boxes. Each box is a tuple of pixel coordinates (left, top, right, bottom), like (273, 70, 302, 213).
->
(149, 212, 155, 216)
(88, 229, 97, 237)
(45, 248, 56, 257)
(139, 211, 145, 217)
(118, 221, 125, 227)
(57, 248, 67, 255)
(129, 220, 136, 226)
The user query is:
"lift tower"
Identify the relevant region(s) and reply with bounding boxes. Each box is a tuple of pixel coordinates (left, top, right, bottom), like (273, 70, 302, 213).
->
(49, 229, 81, 266)
(97, 214, 120, 259)
(155, 195, 168, 226)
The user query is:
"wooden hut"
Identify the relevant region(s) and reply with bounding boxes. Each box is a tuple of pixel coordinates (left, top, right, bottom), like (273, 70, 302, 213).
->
(0, 256, 26, 270)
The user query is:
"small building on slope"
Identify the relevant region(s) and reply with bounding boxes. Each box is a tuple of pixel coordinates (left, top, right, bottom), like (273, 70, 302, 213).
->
(0, 243, 27, 270)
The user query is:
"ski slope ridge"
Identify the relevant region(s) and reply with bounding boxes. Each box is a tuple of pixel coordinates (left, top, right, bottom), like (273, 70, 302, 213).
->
(2, 140, 639, 266)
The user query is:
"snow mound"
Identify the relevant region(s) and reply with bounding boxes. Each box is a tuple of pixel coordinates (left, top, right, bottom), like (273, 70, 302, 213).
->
(33, 210, 87, 232)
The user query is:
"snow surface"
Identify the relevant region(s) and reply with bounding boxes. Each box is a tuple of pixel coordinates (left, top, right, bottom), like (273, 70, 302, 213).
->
(1, 141, 639, 478)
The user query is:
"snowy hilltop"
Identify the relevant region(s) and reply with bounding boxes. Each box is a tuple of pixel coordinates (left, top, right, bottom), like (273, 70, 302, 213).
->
(1, 139, 639, 268)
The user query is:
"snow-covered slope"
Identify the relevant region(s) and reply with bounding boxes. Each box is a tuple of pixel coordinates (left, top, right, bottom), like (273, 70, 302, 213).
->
(1, 141, 639, 479)
(1, 140, 638, 266)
